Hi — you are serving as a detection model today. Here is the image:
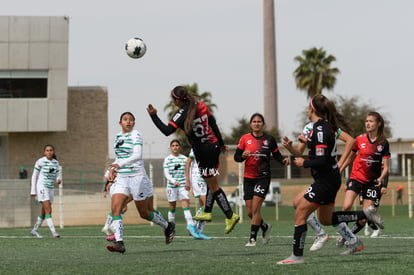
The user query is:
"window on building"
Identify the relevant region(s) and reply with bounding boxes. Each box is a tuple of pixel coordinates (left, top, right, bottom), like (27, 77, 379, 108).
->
(0, 71, 48, 98)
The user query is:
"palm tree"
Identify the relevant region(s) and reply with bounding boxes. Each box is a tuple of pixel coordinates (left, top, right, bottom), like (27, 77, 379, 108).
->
(163, 83, 218, 154)
(293, 47, 339, 99)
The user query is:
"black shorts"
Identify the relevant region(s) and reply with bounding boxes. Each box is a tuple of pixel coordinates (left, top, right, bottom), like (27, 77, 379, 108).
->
(193, 142, 220, 178)
(243, 177, 271, 200)
(346, 179, 381, 206)
(304, 172, 341, 205)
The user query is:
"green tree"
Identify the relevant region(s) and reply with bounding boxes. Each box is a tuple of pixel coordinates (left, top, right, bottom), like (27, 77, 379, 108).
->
(333, 96, 392, 137)
(163, 83, 218, 155)
(294, 47, 340, 99)
(294, 95, 392, 138)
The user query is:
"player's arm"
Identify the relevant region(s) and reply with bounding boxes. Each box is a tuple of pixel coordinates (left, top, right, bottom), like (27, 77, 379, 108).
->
(185, 157, 192, 187)
(208, 115, 224, 147)
(282, 136, 306, 156)
(30, 165, 40, 196)
(337, 131, 355, 172)
(147, 104, 178, 136)
(272, 148, 290, 166)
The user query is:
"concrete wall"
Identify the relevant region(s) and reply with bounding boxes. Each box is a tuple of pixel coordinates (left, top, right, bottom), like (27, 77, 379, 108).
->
(8, 86, 108, 181)
(0, 16, 69, 132)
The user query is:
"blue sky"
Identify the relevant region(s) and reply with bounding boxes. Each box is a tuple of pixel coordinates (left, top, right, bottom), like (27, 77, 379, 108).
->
(3, 0, 413, 158)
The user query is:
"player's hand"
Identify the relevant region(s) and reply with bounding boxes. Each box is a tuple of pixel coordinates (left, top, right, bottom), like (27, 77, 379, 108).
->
(220, 145, 227, 154)
(147, 104, 157, 115)
(242, 150, 250, 159)
(282, 157, 290, 166)
(282, 136, 292, 148)
(293, 157, 304, 167)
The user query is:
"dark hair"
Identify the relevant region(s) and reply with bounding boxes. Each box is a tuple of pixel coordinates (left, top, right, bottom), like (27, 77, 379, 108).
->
(119, 112, 135, 122)
(249, 113, 265, 124)
(44, 144, 58, 160)
(170, 139, 181, 146)
(367, 111, 386, 144)
(171, 86, 196, 135)
(310, 94, 338, 132)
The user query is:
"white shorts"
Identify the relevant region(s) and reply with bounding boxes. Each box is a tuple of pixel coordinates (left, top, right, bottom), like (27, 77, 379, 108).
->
(166, 187, 190, 202)
(36, 186, 54, 203)
(191, 175, 207, 198)
(111, 174, 153, 201)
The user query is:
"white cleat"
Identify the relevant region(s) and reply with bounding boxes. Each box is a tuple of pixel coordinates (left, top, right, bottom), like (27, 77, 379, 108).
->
(30, 230, 43, 238)
(310, 234, 329, 251)
(277, 254, 305, 265)
(245, 238, 256, 247)
(370, 229, 380, 238)
(262, 223, 272, 245)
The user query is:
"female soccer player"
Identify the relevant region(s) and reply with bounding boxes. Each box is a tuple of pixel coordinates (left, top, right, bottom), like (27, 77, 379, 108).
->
(163, 139, 200, 239)
(30, 144, 61, 238)
(277, 95, 384, 264)
(337, 111, 390, 246)
(105, 112, 174, 254)
(147, 86, 239, 234)
(282, 111, 355, 251)
(234, 113, 289, 247)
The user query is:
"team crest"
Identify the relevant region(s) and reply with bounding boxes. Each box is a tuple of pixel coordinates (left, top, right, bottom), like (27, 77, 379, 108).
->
(377, 145, 383, 152)
(263, 140, 268, 146)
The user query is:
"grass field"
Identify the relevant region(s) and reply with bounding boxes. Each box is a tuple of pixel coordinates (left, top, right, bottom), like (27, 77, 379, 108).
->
(1, 205, 413, 275)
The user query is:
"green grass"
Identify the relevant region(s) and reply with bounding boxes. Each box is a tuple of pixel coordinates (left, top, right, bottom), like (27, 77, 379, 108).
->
(1, 206, 413, 275)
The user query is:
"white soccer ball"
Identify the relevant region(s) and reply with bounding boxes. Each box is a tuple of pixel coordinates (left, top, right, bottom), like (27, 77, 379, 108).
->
(125, 37, 147, 59)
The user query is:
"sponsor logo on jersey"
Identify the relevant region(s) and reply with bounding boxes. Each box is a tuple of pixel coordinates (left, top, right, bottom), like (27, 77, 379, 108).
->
(317, 132, 323, 143)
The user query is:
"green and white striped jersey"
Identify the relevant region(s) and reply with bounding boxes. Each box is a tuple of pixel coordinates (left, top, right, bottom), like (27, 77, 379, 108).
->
(163, 153, 187, 188)
(113, 129, 145, 175)
(31, 156, 60, 190)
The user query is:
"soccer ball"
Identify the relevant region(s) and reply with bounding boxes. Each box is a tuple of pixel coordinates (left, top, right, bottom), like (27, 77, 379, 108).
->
(125, 37, 147, 59)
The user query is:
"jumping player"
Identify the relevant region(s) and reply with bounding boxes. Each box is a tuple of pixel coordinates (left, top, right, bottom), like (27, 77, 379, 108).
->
(147, 86, 239, 234)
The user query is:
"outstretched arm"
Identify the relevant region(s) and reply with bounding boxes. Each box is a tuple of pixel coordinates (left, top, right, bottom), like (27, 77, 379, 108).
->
(147, 104, 177, 136)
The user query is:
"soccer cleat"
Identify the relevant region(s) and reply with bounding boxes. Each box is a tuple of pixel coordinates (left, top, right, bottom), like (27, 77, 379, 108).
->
(196, 232, 213, 240)
(336, 236, 345, 248)
(309, 234, 329, 251)
(363, 206, 384, 229)
(164, 222, 175, 244)
(193, 212, 213, 222)
(245, 238, 257, 247)
(224, 213, 240, 234)
(262, 223, 272, 245)
(52, 232, 60, 238)
(370, 229, 380, 238)
(186, 224, 200, 239)
(106, 241, 126, 254)
(340, 238, 364, 255)
(106, 233, 116, 242)
(364, 224, 373, 237)
(30, 230, 43, 238)
(276, 254, 305, 265)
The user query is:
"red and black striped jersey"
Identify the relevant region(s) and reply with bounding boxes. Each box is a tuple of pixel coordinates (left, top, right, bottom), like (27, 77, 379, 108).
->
(349, 133, 391, 184)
